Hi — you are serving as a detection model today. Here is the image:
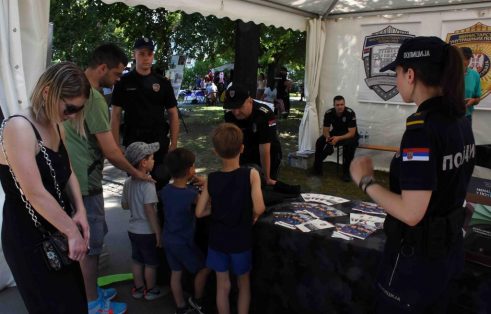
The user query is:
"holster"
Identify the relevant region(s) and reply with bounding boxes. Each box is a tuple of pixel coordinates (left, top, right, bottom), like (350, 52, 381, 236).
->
(384, 207, 465, 258)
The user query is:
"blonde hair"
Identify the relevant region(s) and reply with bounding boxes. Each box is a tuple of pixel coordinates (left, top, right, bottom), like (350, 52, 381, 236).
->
(30, 62, 90, 134)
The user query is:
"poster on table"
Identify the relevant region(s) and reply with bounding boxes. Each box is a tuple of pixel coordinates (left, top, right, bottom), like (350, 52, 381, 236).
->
(443, 20, 491, 111)
(165, 55, 187, 98)
(358, 23, 420, 104)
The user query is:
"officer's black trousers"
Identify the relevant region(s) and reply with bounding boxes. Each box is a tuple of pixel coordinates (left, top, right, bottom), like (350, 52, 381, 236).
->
(314, 135, 357, 176)
(374, 237, 464, 313)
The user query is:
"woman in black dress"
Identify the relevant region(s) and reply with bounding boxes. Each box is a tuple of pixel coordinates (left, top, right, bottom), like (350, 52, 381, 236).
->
(0, 62, 91, 313)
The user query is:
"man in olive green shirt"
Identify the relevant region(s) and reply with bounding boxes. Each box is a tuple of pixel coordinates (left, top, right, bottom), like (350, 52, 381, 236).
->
(65, 44, 150, 314)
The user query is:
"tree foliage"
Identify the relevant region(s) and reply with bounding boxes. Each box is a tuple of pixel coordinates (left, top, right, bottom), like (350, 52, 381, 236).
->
(171, 13, 235, 63)
(49, 0, 305, 82)
(50, 0, 179, 69)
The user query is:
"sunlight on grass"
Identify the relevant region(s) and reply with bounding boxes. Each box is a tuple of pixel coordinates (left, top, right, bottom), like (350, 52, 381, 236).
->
(177, 101, 389, 201)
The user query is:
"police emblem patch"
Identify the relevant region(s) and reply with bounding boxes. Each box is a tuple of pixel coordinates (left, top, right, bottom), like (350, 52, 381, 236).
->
(446, 22, 491, 101)
(362, 26, 415, 101)
(230, 90, 235, 98)
(152, 83, 160, 92)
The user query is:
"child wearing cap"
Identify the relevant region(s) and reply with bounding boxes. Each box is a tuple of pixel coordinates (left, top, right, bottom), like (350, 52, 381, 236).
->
(158, 148, 211, 314)
(122, 141, 165, 301)
(196, 123, 266, 314)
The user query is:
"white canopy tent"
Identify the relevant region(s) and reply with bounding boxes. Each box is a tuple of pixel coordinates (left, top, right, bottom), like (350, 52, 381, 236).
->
(1, 0, 491, 289)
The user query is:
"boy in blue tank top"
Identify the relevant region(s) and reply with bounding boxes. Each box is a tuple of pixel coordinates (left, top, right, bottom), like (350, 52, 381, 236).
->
(196, 123, 266, 314)
(159, 148, 211, 314)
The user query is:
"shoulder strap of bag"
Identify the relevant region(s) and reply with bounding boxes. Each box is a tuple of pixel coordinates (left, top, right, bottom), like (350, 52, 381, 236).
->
(0, 117, 66, 233)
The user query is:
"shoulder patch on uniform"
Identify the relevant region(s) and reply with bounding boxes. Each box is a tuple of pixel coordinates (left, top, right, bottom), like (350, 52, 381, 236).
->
(346, 108, 353, 113)
(326, 108, 335, 114)
(259, 106, 269, 114)
(406, 110, 428, 130)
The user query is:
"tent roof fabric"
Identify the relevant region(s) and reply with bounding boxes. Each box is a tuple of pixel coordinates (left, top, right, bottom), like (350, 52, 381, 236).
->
(102, 0, 488, 31)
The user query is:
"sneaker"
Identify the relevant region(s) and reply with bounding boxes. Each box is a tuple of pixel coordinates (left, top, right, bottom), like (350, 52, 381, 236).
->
(144, 287, 167, 301)
(97, 286, 117, 301)
(88, 296, 127, 314)
(131, 286, 145, 299)
(188, 296, 205, 314)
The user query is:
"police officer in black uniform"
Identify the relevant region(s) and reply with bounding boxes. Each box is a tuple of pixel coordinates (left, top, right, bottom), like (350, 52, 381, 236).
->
(224, 84, 282, 186)
(111, 37, 179, 190)
(313, 95, 359, 181)
(350, 37, 475, 313)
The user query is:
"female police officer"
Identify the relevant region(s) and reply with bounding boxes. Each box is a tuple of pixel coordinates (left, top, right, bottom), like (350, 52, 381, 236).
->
(350, 37, 475, 313)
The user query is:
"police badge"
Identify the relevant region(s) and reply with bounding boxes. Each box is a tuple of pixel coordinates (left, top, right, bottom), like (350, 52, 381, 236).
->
(152, 83, 160, 92)
(362, 26, 415, 101)
(446, 22, 491, 101)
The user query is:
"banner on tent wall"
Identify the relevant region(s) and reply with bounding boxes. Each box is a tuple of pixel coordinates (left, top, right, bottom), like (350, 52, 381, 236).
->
(444, 21, 491, 110)
(165, 55, 186, 98)
(358, 23, 419, 104)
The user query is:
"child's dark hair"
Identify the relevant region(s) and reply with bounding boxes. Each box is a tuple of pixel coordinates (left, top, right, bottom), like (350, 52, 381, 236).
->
(212, 123, 243, 159)
(402, 45, 465, 117)
(165, 148, 196, 179)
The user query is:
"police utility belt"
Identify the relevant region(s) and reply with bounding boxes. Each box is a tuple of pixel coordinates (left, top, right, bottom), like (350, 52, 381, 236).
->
(384, 207, 465, 259)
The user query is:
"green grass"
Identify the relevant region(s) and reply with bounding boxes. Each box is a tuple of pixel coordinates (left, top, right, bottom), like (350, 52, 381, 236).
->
(177, 101, 389, 202)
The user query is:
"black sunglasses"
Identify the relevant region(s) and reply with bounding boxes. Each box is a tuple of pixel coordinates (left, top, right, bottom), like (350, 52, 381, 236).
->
(64, 103, 85, 115)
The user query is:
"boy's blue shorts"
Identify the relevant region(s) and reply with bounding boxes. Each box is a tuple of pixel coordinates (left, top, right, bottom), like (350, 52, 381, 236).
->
(165, 242, 205, 273)
(206, 247, 251, 275)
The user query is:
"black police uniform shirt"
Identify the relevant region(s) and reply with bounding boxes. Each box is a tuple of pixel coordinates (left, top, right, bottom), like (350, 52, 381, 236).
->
(323, 106, 358, 138)
(111, 70, 177, 146)
(389, 96, 475, 223)
(224, 101, 281, 167)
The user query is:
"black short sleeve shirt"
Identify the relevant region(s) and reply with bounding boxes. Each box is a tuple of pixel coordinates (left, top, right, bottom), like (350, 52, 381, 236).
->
(323, 107, 357, 136)
(111, 70, 177, 129)
(224, 101, 281, 166)
(389, 96, 475, 217)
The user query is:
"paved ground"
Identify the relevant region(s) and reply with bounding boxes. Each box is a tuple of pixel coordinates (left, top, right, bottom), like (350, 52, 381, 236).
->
(0, 162, 177, 314)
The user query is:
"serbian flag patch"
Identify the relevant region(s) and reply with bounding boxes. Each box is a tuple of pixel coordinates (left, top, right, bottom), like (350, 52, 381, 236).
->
(402, 148, 429, 161)
(268, 119, 277, 127)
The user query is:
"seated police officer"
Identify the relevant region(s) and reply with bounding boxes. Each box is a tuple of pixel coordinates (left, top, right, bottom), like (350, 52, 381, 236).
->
(313, 95, 359, 181)
(224, 84, 282, 186)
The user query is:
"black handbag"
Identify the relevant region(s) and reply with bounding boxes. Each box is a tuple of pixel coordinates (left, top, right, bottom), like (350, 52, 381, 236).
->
(41, 230, 73, 271)
(0, 118, 73, 271)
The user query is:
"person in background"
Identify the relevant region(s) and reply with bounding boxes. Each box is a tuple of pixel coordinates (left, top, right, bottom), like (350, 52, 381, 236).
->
(65, 43, 151, 314)
(461, 47, 481, 125)
(159, 148, 211, 314)
(351, 36, 475, 313)
(122, 142, 166, 301)
(262, 80, 277, 104)
(196, 123, 265, 314)
(313, 95, 358, 181)
(276, 67, 292, 117)
(0, 62, 90, 313)
(256, 73, 267, 99)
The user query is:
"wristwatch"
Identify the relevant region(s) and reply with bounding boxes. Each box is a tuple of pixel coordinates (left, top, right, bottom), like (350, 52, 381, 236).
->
(358, 175, 375, 194)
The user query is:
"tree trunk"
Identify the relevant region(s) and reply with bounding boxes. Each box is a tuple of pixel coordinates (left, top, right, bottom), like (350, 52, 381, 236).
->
(234, 21, 260, 96)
